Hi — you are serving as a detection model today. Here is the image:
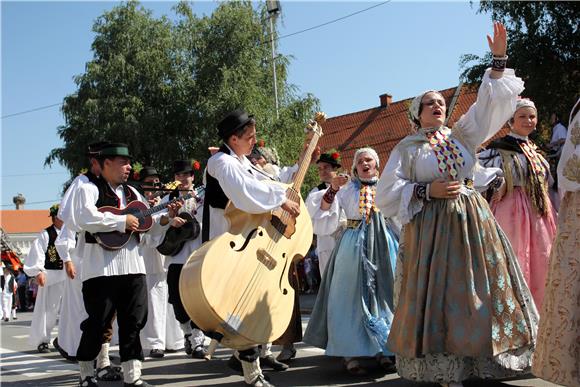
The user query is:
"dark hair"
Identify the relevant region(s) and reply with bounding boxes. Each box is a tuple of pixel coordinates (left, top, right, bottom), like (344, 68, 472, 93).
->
(225, 118, 256, 142)
(96, 155, 117, 169)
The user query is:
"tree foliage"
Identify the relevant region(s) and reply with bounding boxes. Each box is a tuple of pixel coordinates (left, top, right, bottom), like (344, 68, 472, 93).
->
(460, 1, 580, 142)
(46, 1, 320, 195)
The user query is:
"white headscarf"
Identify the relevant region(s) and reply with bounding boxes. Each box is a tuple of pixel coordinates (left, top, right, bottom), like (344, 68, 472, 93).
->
(408, 90, 443, 127)
(351, 147, 380, 180)
(514, 98, 537, 113)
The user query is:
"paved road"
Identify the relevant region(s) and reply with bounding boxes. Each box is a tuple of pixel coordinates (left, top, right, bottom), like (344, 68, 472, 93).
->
(1, 308, 556, 387)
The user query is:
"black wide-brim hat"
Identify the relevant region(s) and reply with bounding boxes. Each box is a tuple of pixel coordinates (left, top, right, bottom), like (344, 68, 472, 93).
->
(139, 166, 160, 181)
(173, 160, 193, 175)
(86, 141, 112, 157)
(317, 153, 341, 168)
(217, 109, 254, 139)
(98, 143, 132, 158)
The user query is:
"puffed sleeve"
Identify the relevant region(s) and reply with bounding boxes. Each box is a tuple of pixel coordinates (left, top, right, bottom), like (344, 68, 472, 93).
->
(454, 68, 524, 150)
(73, 184, 127, 233)
(23, 231, 49, 277)
(54, 224, 76, 263)
(308, 188, 343, 236)
(209, 156, 287, 214)
(376, 147, 423, 225)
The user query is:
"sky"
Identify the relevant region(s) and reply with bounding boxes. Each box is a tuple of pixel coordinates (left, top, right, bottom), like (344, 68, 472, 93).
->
(1, 1, 493, 210)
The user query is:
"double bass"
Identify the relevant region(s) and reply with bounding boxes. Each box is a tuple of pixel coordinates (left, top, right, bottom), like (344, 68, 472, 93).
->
(179, 113, 325, 350)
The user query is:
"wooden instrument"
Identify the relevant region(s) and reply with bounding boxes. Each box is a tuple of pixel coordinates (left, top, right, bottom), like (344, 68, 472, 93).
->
(180, 113, 326, 349)
(94, 186, 204, 250)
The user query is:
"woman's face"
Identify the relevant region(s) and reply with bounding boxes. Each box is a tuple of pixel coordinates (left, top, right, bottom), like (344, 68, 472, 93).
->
(355, 152, 377, 179)
(511, 107, 537, 137)
(419, 92, 446, 128)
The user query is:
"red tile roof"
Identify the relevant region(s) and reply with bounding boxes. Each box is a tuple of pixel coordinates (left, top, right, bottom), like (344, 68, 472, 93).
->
(0, 210, 52, 234)
(319, 83, 509, 172)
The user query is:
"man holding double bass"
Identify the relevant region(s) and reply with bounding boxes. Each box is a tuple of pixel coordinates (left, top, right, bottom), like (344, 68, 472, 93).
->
(200, 110, 303, 387)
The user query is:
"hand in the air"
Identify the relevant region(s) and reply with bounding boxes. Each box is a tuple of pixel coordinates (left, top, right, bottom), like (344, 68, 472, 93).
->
(487, 21, 507, 57)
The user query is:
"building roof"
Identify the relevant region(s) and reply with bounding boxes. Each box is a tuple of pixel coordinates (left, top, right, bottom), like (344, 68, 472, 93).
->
(318, 83, 510, 172)
(0, 210, 52, 234)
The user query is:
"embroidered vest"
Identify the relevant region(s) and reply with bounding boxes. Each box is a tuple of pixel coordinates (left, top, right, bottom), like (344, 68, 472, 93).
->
(44, 225, 63, 270)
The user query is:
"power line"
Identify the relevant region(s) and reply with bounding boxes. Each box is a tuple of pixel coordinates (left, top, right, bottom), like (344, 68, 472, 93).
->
(273, 1, 391, 42)
(2, 1, 391, 120)
(1, 103, 62, 119)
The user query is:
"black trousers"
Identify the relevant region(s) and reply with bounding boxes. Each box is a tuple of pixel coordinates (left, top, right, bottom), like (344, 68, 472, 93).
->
(76, 274, 147, 362)
(167, 264, 192, 325)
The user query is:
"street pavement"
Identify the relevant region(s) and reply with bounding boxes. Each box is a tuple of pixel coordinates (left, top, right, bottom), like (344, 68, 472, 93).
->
(0, 294, 557, 387)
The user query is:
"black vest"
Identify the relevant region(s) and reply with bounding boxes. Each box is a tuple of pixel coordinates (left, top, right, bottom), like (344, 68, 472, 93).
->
(84, 173, 138, 244)
(202, 145, 231, 242)
(44, 225, 63, 270)
(317, 182, 327, 191)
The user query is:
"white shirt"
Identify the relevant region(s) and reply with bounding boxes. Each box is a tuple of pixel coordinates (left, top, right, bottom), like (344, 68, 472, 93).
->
(376, 68, 525, 224)
(72, 181, 165, 282)
(550, 122, 567, 145)
(305, 185, 346, 253)
(24, 227, 66, 286)
(205, 145, 287, 239)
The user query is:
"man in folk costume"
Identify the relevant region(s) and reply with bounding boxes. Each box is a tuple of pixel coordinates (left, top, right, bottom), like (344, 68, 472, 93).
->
(54, 142, 123, 382)
(24, 204, 65, 353)
(305, 152, 345, 277)
(72, 143, 177, 387)
(159, 160, 208, 359)
(203, 110, 302, 387)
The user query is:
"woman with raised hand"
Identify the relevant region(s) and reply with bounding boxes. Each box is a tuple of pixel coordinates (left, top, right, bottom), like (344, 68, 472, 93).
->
(376, 22, 538, 387)
(304, 147, 399, 376)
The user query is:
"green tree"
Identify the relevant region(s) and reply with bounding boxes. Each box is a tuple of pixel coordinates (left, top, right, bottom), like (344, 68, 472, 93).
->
(460, 1, 580, 143)
(46, 1, 320, 195)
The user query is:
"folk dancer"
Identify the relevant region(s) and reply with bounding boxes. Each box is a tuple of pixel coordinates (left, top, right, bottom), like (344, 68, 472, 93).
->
(72, 143, 177, 387)
(377, 22, 538, 387)
(23, 204, 65, 353)
(138, 166, 186, 358)
(533, 98, 580, 387)
(304, 148, 399, 375)
(478, 98, 557, 308)
(203, 110, 303, 387)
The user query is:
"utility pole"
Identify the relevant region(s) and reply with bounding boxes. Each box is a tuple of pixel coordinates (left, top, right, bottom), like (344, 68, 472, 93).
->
(266, 1, 281, 119)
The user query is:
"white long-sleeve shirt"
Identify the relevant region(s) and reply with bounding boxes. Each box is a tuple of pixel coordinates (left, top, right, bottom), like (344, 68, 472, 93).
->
(305, 185, 346, 254)
(24, 227, 66, 286)
(376, 68, 524, 225)
(205, 145, 288, 240)
(72, 181, 166, 282)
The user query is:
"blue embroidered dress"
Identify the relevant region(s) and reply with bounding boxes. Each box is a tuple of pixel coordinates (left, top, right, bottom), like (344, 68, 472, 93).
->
(303, 179, 398, 357)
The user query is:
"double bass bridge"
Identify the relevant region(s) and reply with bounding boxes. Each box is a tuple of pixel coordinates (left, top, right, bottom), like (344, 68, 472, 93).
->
(257, 248, 277, 270)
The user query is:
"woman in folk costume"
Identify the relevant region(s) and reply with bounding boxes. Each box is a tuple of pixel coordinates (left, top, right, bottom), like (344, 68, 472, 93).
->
(533, 98, 580, 387)
(376, 22, 538, 387)
(478, 97, 557, 309)
(303, 147, 399, 375)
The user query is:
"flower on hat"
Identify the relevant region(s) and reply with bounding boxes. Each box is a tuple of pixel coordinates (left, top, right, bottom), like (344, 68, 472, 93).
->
(131, 162, 143, 180)
(257, 139, 265, 147)
(132, 171, 140, 180)
(331, 152, 340, 160)
(192, 160, 201, 171)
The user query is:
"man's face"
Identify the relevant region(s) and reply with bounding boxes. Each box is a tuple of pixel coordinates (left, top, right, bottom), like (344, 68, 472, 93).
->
(230, 124, 257, 156)
(175, 172, 193, 189)
(52, 216, 64, 229)
(103, 157, 132, 185)
(317, 162, 337, 184)
(142, 175, 160, 200)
